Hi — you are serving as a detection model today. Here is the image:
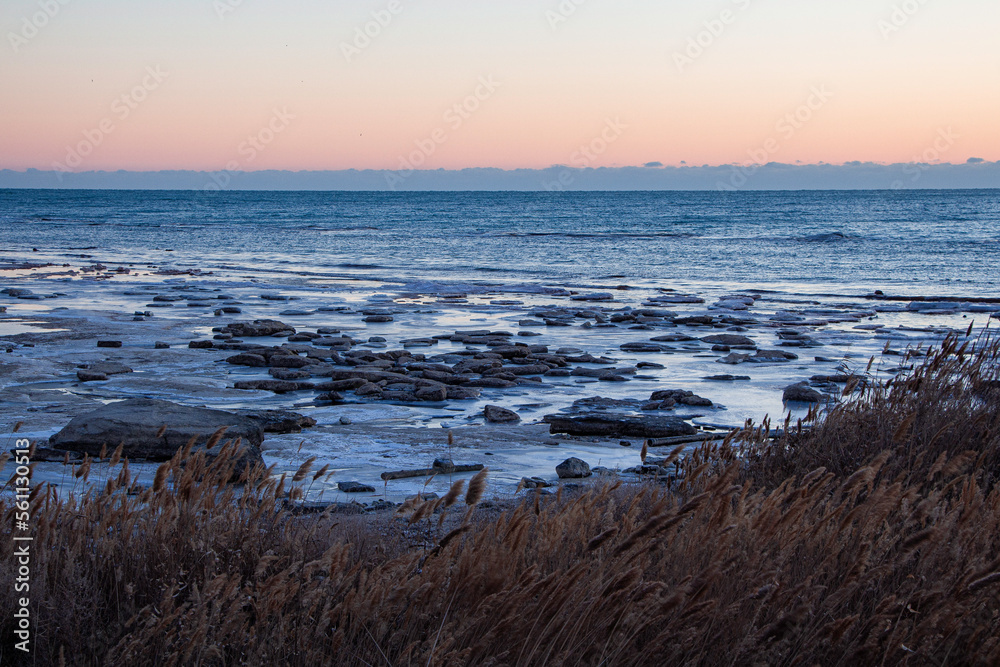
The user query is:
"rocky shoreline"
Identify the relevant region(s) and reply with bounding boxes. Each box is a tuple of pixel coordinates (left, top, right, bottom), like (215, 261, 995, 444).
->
(2, 258, 997, 503)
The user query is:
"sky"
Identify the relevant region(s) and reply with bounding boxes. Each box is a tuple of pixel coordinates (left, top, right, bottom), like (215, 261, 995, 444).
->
(1, 0, 999, 175)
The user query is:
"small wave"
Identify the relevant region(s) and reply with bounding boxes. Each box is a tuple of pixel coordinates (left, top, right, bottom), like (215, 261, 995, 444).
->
(801, 231, 855, 242)
(493, 231, 699, 240)
(335, 263, 384, 269)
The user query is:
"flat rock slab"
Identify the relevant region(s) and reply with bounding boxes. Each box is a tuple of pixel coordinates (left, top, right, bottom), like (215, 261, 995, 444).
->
(338, 481, 376, 493)
(49, 398, 264, 473)
(543, 413, 697, 438)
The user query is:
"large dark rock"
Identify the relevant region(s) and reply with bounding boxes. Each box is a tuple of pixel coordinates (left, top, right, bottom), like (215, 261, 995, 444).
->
(543, 413, 697, 438)
(556, 457, 592, 479)
(48, 398, 264, 473)
(484, 405, 521, 423)
(782, 383, 826, 403)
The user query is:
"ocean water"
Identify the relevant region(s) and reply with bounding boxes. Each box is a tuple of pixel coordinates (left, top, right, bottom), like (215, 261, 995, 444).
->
(2, 189, 999, 295)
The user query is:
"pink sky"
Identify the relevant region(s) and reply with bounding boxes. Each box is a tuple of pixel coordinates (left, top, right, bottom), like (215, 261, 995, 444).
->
(1, 0, 998, 172)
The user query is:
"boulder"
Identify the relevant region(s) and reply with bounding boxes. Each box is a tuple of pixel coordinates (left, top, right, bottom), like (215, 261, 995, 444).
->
(556, 457, 592, 479)
(783, 383, 826, 403)
(48, 398, 263, 473)
(484, 405, 521, 423)
(338, 481, 376, 493)
(226, 353, 267, 367)
(543, 413, 697, 438)
(415, 386, 448, 402)
(76, 370, 108, 382)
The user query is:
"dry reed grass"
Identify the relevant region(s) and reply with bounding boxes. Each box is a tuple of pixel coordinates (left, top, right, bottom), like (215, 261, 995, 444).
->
(2, 334, 999, 665)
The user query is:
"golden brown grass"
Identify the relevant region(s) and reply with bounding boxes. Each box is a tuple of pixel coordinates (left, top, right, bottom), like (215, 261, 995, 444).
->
(2, 334, 999, 665)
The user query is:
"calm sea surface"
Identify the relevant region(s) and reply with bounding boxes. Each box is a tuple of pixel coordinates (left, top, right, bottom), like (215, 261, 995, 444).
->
(2, 189, 998, 296)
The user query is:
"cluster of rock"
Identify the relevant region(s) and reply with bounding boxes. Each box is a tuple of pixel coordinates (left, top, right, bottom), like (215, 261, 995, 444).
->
(183, 320, 679, 403)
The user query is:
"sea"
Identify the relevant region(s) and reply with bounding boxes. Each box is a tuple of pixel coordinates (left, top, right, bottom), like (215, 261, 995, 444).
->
(2, 189, 999, 295)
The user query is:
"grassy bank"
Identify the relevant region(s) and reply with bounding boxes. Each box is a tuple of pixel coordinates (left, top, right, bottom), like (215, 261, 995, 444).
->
(3, 335, 999, 665)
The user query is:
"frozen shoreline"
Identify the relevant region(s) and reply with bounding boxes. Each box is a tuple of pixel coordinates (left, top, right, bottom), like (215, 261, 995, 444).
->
(2, 252, 997, 503)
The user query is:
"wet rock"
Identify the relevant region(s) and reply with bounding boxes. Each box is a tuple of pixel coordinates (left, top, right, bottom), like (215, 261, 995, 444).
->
(521, 477, 551, 489)
(85, 362, 133, 376)
(753, 350, 799, 362)
(556, 457, 592, 479)
(415, 386, 448, 402)
(704, 374, 751, 381)
(484, 405, 520, 423)
(783, 383, 826, 403)
(233, 379, 313, 393)
(222, 320, 296, 337)
(235, 409, 317, 434)
(269, 368, 312, 380)
(446, 387, 481, 400)
(317, 378, 369, 391)
(338, 481, 375, 493)
(48, 398, 263, 473)
(77, 370, 108, 382)
(355, 382, 384, 397)
(339, 417, 352, 425)
(188, 341, 215, 349)
(651, 390, 713, 407)
(269, 355, 311, 369)
(97, 340, 123, 348)
(364, 315, 394, 323)
(702, 334, 755, 347)
(226, 353, 267, 367)
(154, 342, 170, 349)
(543, 413, 697, 438)
(620, 342, 669, 353)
